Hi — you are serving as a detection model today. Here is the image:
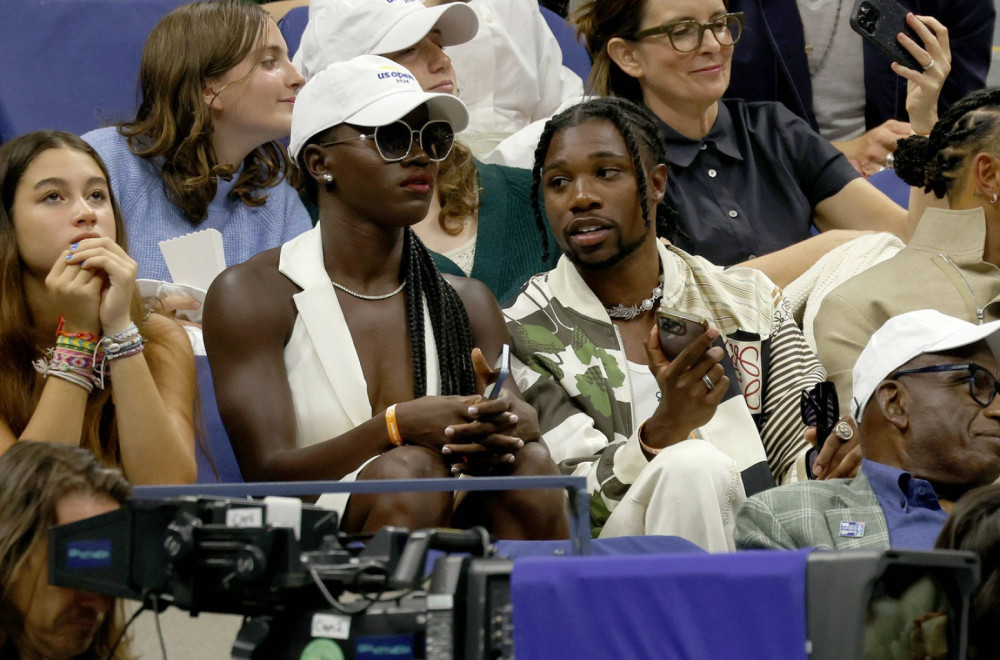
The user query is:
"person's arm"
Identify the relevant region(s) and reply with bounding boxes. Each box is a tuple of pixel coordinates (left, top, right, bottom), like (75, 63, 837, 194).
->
(733, 495, 802, 550)
(73, 237, 196, 484)
(735, 229, 875, 289)
(110, 313, 197, 484)
(757, 305, 826, 485)
(813, 178, 912, 239)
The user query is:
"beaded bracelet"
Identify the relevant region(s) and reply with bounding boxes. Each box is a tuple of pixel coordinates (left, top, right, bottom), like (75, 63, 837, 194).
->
(94, 322, 146, 389)
(33, 347, 95, 393)
(385, 404, 404, 447)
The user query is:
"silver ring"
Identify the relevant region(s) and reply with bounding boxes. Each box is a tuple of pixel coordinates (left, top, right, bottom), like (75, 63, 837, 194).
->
(884, 151, 894, 170)
(701, 374, 715, 391)
(922, 58, 935, 71)
(834, 421, 854, 442)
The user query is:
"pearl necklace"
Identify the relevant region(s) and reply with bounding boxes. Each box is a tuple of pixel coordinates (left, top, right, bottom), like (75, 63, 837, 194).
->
(604, 275, 664, 321)
(330, 278, 407, 301)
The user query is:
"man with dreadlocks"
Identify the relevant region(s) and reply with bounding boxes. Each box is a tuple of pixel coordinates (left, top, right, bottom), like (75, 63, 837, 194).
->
(504, 97, 832, 550)
(203, 55, 568, 539)
(815, 86, 1000, 416)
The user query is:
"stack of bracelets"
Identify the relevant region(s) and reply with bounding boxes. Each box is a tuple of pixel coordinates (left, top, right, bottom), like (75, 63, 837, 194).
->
(32, 318, 146, 393)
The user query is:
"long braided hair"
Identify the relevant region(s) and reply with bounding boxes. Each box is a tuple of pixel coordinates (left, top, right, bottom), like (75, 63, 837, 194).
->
(530, 97, 680, 259)
(400, 227, 476, 398)
(894, 87, 1000, 203)
(298, 133, 476, 400)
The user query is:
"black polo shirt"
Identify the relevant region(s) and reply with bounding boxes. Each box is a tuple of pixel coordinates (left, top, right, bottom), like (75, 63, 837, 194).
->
(657, 99, 859, 266)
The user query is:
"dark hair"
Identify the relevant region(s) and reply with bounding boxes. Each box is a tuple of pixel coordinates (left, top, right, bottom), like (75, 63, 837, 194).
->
(935, 483, 1000, 659)
(529, 97, 678, 259)
(0, 442, 132, 659)
(119, 0, 295, 225)
(894, 87, 1000, 202)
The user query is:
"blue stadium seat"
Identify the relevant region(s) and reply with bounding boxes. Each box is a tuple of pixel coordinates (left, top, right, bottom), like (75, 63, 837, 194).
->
(195, 356, 244, 484)
(539, 5, 592, 84)
(278, 5, 310, 62)
(0, 0, 186, 143)
(868, 168, 911, 209)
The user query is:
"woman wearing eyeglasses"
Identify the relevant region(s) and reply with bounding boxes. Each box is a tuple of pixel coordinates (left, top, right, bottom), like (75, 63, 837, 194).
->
(573, 0, 949, 288)
(202, 55, 568, 539)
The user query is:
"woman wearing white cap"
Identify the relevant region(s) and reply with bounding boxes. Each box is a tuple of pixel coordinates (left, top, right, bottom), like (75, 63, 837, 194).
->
(295, 0, 563, 305)
(203, 55, 569, 539)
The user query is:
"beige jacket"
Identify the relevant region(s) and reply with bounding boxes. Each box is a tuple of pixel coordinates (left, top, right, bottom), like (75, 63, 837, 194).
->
(813, 207, 1000, 415)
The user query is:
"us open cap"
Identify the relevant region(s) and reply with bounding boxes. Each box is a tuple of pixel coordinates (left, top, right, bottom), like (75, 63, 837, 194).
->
(289, 54, 469, 162)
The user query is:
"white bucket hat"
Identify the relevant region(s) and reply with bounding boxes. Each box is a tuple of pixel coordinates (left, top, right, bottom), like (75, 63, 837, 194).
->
(852, 309, 1000, 421)
(294, 0, 479, 81)
(289, 54, 470, 162)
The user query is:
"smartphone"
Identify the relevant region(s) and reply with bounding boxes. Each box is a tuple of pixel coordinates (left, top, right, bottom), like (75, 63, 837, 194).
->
(656, 308, 709, 361)
(484, 343, 510, 399)
(849, 0, 921, 70)
(800, 381, 840, 443)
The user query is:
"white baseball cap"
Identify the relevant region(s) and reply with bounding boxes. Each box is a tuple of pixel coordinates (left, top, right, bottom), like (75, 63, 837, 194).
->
(289, 54, 470, 162)
(852, 309, 1000, 421)
(294, 0, 479, 81)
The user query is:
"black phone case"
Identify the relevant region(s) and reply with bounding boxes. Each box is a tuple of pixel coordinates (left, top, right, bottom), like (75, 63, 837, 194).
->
(849, 0, 921, 70)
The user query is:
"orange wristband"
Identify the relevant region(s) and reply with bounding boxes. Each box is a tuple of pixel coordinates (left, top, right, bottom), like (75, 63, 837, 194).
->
(638, 421, 663, 456)
(385, 404, 403, 447)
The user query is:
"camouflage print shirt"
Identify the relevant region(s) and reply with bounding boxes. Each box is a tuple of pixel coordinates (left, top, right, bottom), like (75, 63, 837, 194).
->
(503, 240, 825, 535)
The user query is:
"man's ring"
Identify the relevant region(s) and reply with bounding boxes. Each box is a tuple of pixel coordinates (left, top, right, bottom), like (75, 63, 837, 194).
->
(885, 152, 894, 170)
(702, 374, 715, 391)
(834, 421, 854, 442)
(922, 58, 935, 71)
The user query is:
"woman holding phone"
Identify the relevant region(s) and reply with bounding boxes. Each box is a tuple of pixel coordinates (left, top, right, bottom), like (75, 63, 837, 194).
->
(572, 0, 950, 287)
(203, 56, 567, 538)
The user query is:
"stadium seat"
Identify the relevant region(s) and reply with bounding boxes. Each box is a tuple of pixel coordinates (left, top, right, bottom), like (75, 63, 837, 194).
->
(0, 0, 186, 143)
(539, 5, 592, 84)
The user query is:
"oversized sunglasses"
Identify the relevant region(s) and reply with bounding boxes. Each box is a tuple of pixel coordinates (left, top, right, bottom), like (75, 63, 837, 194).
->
(891, 362, 1000, 408)
(632, 12, 744, 53)
(319, 118, 455, 162)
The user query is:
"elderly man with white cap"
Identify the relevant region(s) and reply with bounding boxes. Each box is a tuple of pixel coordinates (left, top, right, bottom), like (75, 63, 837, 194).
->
(203, 54, 569, 540)
(735, 309, 1000, 551)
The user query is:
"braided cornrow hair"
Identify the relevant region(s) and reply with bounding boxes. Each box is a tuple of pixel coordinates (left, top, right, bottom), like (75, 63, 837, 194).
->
(530, 97, 679, 260)
(401, 228, 477, 398)
(894, 87, 1000, 202)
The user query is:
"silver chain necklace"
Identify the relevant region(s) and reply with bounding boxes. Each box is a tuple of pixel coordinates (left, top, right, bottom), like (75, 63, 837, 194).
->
(330, 278, 407, 301)
(605, 274, 664, 321)
(803, 0, 844, 76)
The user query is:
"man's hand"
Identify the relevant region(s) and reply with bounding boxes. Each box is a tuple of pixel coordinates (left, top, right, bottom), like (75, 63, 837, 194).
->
(808, 415, 862, 479)
(640, 325, 728, 451)
(833, 120, 911, 177)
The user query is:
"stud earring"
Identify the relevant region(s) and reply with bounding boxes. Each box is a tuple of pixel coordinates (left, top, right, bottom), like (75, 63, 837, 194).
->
(992, 192, 998, 205)
(321, 173, 333, 183)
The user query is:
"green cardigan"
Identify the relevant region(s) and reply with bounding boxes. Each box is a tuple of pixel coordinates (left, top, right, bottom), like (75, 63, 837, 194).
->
(431, 160, 558, 305)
